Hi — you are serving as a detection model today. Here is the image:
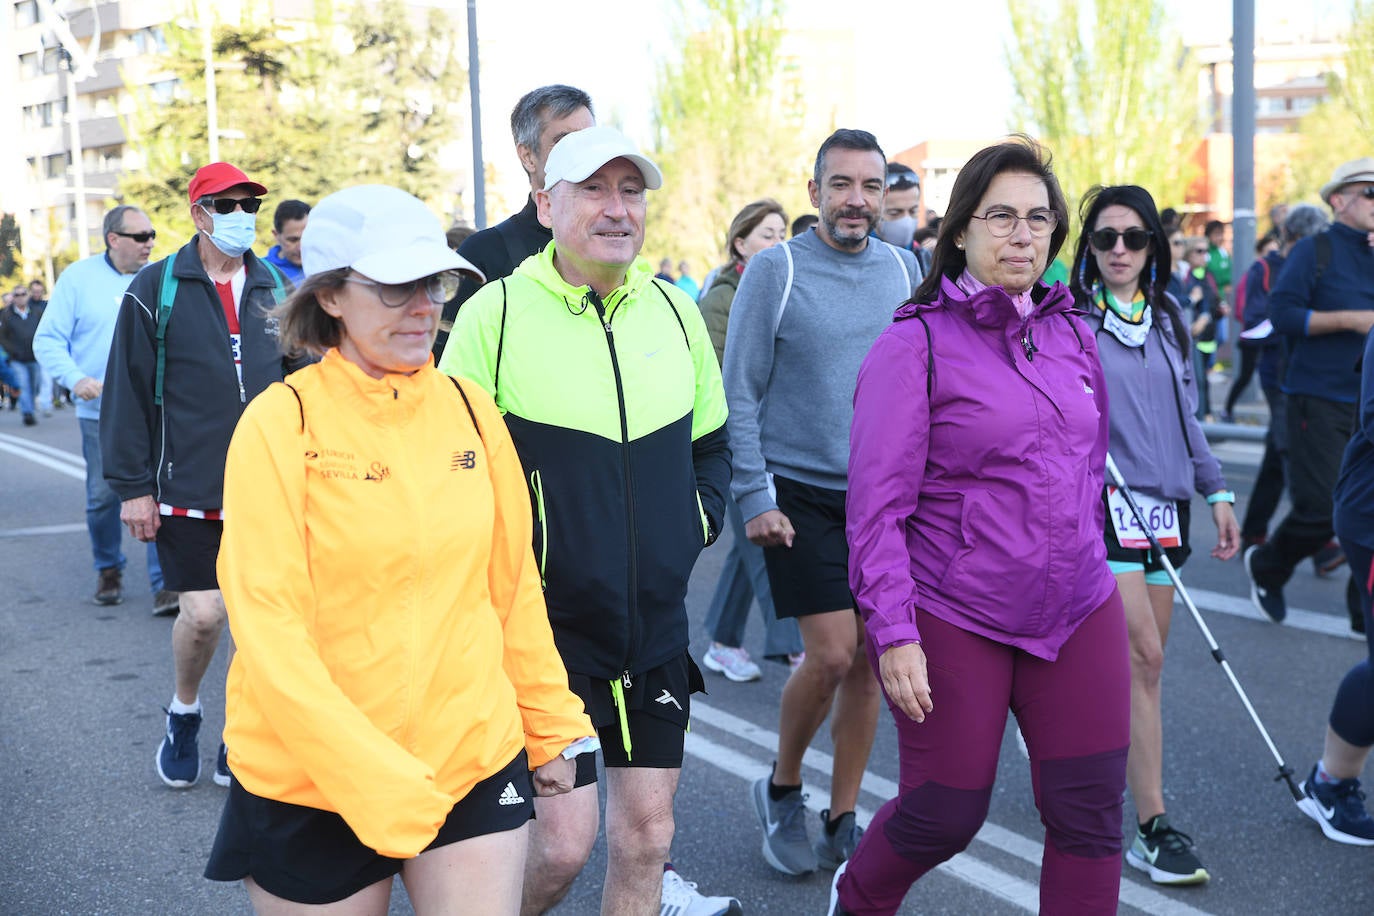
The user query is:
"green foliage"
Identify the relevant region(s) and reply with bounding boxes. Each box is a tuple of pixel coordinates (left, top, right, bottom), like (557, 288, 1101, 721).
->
(1005, 0, 1202, 230)
(647, 0, 811, 274)
(1288, 1, 1374, 203)
(0, 214, 19, 279)
(118, 0, 465, 261)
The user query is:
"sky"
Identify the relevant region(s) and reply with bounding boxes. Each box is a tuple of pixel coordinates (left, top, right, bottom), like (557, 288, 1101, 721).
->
(425, 0, 1349, 213)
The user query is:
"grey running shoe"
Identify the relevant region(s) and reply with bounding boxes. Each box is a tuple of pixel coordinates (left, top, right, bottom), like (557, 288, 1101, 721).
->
(814, 808, 863, 870)
(152, 589, 180, 617)
(751, 774, 817, 875)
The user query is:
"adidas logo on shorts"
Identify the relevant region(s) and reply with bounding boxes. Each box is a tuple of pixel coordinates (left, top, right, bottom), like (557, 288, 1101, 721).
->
(498, 781, 526, 806)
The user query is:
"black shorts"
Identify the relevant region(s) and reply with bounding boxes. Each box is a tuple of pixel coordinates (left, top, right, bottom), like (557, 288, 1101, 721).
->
(763, 476, 856, 618)
(1101, 489, 1192, 572)
(155, 515, 223, 592)
(567, 653, 705, 787)
(204, 751, 533, 904)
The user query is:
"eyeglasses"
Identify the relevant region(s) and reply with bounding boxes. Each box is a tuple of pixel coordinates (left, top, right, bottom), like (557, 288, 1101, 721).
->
(114, 230, 157, 243)
(1190, 247, 1209, 255)
(201, 197, 263, 215)
(1089, 227, 1151, 252)
(886, 169, 920, 190)
(344, 272, 459, 308)
(1170, 238, 1185, 247)
(971, 209, 1058, 238)
(1359, 186, 1374, 200)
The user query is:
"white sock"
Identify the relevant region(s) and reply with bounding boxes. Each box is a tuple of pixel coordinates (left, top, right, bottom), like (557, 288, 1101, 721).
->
(169, 695, 201, 715)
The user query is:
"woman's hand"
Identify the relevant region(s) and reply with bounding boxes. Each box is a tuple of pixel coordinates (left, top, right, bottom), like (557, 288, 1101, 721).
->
(532, 755, 576, 797)
(878, 643, 933, 723)
(1211, 500, 1240, 561)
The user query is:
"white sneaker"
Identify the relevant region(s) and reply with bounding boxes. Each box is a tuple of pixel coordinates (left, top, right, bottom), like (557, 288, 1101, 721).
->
(660, 866, 742, 916)
(702, 644, 762, 682)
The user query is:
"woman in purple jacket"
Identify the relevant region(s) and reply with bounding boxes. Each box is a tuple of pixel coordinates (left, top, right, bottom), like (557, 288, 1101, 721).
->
(1069, 185, 1239, 888)
(835, 139, 1129, 915)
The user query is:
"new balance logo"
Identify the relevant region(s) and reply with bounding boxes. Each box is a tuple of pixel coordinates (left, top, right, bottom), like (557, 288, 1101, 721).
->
(451, 450, 477, 470)
(497, 781, 525, 806)
(655, 689, 682, 710)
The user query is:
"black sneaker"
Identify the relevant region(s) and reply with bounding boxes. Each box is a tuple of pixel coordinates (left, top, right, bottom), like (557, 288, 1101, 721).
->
(1297, 764, 1374, 846)
(1126, 815, 1209, 885)
(213, 743, 232, 787)
(1244, 545, 1286, 623)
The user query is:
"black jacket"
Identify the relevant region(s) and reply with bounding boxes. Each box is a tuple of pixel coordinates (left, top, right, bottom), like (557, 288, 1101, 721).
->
(434, 195, 550, 358)
(101, 237, 305, 509)
(0, 303, 44, 362)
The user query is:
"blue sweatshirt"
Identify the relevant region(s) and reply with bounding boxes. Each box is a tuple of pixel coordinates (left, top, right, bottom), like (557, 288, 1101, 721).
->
(32, 252, 137, 421)
(723, 228, 919, 521)
(1270, 222, 1374, 403)
(264, 246, 305, 285)
(1334, 328, 1374, 549)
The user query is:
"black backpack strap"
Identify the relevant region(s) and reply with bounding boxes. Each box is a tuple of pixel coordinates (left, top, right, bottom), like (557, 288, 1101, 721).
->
(282, 382, 304, 433)
(493, 279, 508, 399)
(448, 375, 483, 443)
(494, 218, 530, 275)
(1313, 230, 1332, 287)
(912, 313, 934, 399)
(651, 279, 690, 350)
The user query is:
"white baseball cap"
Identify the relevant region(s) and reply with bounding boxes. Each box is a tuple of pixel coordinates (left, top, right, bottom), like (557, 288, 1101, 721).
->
(1321, 157, 1374, 203)
(542, 126, 663, 191)
(301, 184, 484, 283)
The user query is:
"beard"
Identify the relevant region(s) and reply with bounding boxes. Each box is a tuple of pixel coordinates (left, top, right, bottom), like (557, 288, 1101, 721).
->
(821, 206, 876, 249)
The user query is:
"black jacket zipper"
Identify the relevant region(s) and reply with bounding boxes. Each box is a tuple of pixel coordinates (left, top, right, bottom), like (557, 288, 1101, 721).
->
(588, 290, 639, 686)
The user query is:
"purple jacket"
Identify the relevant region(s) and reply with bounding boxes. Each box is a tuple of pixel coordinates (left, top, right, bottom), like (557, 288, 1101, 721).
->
(847, 277, 1118, 660)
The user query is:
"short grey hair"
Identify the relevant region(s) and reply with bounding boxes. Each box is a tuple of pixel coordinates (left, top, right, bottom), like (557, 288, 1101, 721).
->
(510, 85, 594, 156)
(102, 205, 142, 244)
(1283, 203, 1329, 244)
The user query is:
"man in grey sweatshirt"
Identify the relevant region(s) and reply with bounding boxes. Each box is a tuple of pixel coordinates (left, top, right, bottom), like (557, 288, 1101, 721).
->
(724, 128, 921, 877)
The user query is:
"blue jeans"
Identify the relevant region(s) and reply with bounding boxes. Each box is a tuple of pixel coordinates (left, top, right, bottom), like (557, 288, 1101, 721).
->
(13, 360, 42, 415)
(80, 417, 162, 588)
(703, 495, 802, 658)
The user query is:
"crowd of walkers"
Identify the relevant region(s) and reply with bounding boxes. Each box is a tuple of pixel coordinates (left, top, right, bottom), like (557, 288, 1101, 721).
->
(10, 78, 1374, 915)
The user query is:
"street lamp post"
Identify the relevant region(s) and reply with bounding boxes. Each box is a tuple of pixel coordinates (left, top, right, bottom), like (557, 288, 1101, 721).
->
(35, 0, 100, 260)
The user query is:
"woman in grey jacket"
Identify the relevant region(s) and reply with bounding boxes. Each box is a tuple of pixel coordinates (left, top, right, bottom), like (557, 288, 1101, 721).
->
(1070, 185, 1240, 888)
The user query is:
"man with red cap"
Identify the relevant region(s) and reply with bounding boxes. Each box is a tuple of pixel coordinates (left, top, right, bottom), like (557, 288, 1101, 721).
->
(101, 162, 306, 790)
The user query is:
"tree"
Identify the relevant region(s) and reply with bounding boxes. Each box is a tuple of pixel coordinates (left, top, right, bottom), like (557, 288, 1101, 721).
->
(0, 214, 19, 279)
(646, 0, 811, 273)
(1005, 0, 1203, 225)
(118, 0, 466, 257)
(1288, 1, 1374, 203)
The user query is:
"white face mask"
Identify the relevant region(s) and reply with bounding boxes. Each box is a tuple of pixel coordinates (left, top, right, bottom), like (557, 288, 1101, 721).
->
(878, 216, 917, 249)
(202, 207, 257, 257)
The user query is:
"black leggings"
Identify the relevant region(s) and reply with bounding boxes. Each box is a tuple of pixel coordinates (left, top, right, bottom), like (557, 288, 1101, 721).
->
(1225, 344, 1260, 416)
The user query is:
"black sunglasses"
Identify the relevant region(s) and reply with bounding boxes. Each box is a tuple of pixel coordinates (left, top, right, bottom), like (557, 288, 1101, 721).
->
(202, 197, 263, 215)
(1360, 186, 1374, 200)
(1089, 227, 1152, 252)
(114, 230, 157, 243)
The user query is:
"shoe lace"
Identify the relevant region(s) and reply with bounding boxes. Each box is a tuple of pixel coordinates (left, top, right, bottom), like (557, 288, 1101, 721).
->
(660, 869, 698, 903)
(778, 791, 810, 836)
(1333, 780, 1371, 817)
(1149, 824, 1196, 854)
(163, 708, 200, 751)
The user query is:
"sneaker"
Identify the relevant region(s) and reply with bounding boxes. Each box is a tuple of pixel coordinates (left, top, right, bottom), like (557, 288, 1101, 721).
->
(789, 652, 805, 673)
(1244, 545, 1286, 623)
(1297, 764, 1374, 846)
(22, 413, 36, 426)
(1125, 814, 1209, 885)
(152, 589, 180, 617)
(156, 708, 202, 788)
(213, 743, 232, 787)
(660, 865, 741, 916)
(751, 773, 817, 875)
(94, 567, 123, 606)
(814, 809, 863, 870)
(828, 860, 852, 916)
(702, 644, 762, 683)
(1313, 540, 1346, 577)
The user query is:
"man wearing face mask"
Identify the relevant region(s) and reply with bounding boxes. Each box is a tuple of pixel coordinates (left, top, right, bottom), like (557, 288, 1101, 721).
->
(878, 163, 929, 275)
(102, 161, 307, 791)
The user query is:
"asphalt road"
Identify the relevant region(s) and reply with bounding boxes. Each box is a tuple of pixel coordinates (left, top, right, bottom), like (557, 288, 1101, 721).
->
(2, 404, 1371, 916)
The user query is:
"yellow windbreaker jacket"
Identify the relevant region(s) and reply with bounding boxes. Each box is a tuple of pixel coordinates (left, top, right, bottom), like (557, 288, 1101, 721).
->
(217, 349, 592, 858)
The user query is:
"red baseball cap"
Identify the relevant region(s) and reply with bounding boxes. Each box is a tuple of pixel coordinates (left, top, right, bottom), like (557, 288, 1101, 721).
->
(188, 162, 268, 203)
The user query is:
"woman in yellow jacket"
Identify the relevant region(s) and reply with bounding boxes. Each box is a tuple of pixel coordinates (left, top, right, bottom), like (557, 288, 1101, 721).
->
(205, 185, 595, 914)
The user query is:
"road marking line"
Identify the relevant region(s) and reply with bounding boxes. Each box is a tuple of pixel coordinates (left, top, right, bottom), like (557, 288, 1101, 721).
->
(0, 432, 85, 469)
(689, 701, 1215, 916)
(0, 523, 86, 539)
(1186, 586, 1364, 641)
(0, 439, 84, 482)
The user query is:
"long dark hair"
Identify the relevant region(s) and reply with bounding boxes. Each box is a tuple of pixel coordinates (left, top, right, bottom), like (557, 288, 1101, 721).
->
(1070, 184, 1188, 353)
(912, 135, 1069, 303)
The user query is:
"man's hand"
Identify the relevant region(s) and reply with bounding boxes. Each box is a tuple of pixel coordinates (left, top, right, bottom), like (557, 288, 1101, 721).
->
(745, 509, 795, 548)
(121, 496, 160, 543)
(532, 755, 575, 797)
(72, 377, 102, 400)
(878, 643, 933, 723)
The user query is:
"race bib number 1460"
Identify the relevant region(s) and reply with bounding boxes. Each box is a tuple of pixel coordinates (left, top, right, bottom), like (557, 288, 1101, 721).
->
(1107, 487, 1181, 549)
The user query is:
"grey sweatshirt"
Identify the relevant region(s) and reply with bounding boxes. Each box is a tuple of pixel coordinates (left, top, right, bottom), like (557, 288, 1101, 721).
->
(723, 229, 919, 521)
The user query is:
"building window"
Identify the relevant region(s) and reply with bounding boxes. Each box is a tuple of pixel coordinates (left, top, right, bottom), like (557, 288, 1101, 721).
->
(44, 153, 70, 180)
(18, 51, 40, 78)
(15, 1, 39, 29)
